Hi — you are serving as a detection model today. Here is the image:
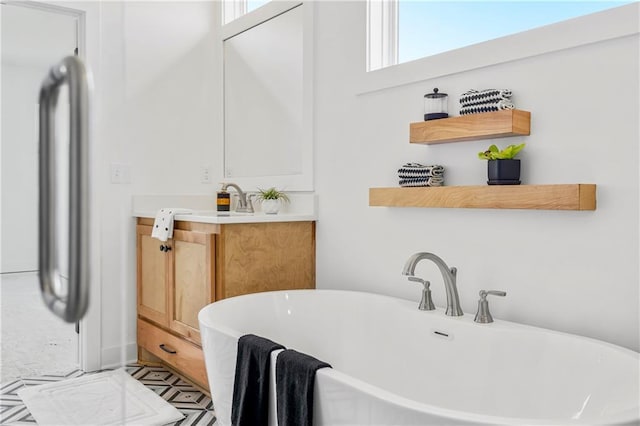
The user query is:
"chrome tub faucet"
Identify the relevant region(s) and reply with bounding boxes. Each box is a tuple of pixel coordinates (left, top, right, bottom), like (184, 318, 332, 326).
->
(402, 252, 464, 316)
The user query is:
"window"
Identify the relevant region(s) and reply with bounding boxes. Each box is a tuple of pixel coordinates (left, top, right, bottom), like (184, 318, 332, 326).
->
(368, 0, 634, 71)
(223, 0, 271, 25)
(248, 0, 270, 13)
(367, 0, 398, 71)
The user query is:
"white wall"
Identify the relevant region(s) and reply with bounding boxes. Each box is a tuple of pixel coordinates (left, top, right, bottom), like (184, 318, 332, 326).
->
(92, 0, 638, 368)
(1, 6, 77, 273)
(1, 64, 42, 273)
(95, 1, 221, 367)
(313, 2, 639, 351)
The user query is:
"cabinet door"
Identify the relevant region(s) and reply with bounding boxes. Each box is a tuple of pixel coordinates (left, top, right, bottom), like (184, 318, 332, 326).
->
(137, 225, 169, 326)
(217, 221, 315, 299)
(168, 229, 214, 345)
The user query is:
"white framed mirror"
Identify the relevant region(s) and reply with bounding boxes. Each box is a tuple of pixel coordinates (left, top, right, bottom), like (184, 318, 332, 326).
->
(223, 2, 313, 191)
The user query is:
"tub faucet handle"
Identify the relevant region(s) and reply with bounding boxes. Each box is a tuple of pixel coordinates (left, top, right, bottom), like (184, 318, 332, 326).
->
(474, 290, 506, 323)
(408, 276, 435, 311)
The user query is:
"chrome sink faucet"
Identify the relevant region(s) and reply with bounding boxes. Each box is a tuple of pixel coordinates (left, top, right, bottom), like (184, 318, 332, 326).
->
(402, 252, 464, 316)
(220, 182, 254, 213)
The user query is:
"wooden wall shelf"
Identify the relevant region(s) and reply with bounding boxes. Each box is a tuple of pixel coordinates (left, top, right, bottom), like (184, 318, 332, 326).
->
(369, 184, 596, 211)
(410, 110, 531, 144)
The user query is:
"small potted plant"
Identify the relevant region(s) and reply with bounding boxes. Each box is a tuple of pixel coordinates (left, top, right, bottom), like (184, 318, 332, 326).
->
(478, 143, 526, 185)
(256, 187, 290, 214)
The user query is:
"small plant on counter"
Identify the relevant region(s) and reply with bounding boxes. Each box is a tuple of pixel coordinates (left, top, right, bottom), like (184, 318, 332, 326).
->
(256, 187, 290, 214)
(477, 143, 526, 160)
(256, 187, 290, 203)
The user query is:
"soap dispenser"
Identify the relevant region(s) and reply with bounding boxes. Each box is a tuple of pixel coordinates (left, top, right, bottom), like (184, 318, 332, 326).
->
(217, 186, 230, 213)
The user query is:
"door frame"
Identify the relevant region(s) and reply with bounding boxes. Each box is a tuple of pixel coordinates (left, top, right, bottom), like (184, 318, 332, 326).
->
(4, 0, 103, 372)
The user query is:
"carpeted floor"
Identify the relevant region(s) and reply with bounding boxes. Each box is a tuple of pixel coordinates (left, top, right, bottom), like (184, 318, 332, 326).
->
(1, 272, 78, 382)
(0, 364, 216, 425)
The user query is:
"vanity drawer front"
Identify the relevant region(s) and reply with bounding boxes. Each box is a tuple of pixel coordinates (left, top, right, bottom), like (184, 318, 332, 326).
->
(137, 319, 208, 388)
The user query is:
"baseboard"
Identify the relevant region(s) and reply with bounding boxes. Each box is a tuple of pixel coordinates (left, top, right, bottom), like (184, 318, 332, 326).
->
(101, 342, 138, 370)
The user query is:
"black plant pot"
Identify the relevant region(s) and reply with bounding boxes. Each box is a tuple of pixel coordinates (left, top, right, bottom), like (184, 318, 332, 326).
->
(487, 159, 521, 185)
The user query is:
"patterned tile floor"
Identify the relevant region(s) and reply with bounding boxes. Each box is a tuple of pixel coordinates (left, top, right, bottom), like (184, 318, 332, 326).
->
(0, 364, 216, 425)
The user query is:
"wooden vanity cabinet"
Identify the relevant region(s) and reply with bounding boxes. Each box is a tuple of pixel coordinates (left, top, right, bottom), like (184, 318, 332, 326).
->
(137, 226, 170, 326)
(136, 223, 214, 388)
(168, 229, 215, 344)
(136, 218, 315, 391)
(137, 224, 214, 345)
(216, 222, 316, 299)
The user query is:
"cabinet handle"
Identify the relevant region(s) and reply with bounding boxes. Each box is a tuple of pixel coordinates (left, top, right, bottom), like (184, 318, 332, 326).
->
(159, 245, 172, 252)
(159, 344, 177, 354)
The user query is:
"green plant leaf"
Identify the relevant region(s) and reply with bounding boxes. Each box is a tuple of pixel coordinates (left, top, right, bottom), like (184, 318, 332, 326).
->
(510, 143, 526, 157)
(256, 187, 290, 203)
(477, 143, 525, 160)
(495, 146, 513, 159)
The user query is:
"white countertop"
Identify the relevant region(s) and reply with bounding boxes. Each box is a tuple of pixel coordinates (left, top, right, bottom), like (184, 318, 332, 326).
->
(132, 193, 317, 224)
(134, 210, 316, 224)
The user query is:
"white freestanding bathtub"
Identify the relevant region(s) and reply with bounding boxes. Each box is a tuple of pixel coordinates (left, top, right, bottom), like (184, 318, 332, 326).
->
(198, 290, 640, 426)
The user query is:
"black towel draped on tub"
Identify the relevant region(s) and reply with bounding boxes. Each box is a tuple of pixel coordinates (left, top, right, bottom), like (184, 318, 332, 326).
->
(275, 349, 332, 426)
(231, 334, 284, 426)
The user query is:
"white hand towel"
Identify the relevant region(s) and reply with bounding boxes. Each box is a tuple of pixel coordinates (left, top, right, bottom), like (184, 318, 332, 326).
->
(151, 208, 192, 242)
